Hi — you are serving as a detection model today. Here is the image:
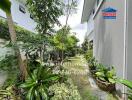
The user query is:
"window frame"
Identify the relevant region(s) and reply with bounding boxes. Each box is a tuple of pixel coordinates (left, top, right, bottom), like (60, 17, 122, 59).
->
(19, 5, 26, 14)
(30, 14, 33, 19)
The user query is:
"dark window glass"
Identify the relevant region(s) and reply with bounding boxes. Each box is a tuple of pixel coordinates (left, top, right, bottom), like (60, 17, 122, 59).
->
(30, 14, 33, 19)
(19, 5, 26, 14)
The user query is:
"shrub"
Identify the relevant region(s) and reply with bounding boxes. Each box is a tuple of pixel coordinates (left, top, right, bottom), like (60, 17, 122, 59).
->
(0, 54, 19, 89)
(20, 64, 60, 100)
(0, 19, 10, 40)
(88, 57, 97, 70)
(49, 78, 81, 100)
(0, 18, 35, 41)
(84, 49, 93, 62)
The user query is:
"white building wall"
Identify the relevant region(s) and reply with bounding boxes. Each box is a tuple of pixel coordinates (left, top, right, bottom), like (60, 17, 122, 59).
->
(87, 14, 94, 36)
(0, 0, 36, 32)
(94, 0, 125, 93)
(127, 0, 132, 81)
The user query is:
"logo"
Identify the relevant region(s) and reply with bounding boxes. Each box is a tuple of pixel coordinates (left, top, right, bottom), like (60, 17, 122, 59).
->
(102, 7, 117, 19)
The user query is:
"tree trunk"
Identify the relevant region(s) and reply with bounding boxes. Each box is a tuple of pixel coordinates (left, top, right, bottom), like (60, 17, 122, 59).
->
(6, 13, 27, 80)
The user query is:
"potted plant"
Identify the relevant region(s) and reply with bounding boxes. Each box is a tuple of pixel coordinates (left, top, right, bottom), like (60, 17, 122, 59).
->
(95, 65, 116, 92)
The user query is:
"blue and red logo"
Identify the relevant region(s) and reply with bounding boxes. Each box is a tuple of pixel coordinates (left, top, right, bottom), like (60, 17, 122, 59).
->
(102, 7, 117, 19)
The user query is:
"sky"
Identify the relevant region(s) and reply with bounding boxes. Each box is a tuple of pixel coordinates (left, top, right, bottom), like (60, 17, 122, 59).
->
(59, 0, 87, 45)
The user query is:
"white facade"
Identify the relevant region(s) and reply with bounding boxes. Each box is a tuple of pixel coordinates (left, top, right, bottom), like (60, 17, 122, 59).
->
(0, 0, 37, 59)
(81, 0, 132, 98)
(0, 0, 36, 32)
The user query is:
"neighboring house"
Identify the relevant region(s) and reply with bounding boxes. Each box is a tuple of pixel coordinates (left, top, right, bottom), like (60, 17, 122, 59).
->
(0, 0, 36, 86)
(0, 0, 36, 32)
(81, 0, 132, 98)
(0, 0, 36, 57)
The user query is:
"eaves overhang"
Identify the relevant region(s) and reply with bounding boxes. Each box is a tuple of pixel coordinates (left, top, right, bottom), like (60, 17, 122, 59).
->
(81, 0, 96, 23)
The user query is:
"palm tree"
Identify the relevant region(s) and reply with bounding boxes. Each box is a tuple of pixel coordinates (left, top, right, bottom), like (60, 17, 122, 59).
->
(0, 0, 27, 80)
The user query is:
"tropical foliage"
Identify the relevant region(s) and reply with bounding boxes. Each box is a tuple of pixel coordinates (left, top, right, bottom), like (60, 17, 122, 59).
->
(51, 26, 79, 61)
(116, 78, 132, 99)
(84, 49, 93, 62)
(0, 0, 82, 99)
(96, 65, 116, 83)
(88, 57, 97, 70)
(20, 63, 60, 100)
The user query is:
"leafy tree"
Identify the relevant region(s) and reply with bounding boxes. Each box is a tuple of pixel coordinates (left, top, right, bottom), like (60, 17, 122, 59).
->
(66, 35, 79, 56)
(26, 0, 63, 34)
(52, 26, 79, 61)
(0, 0, 26, 79)
(26, 0, 64, 62)
(60, 0, 78, 62)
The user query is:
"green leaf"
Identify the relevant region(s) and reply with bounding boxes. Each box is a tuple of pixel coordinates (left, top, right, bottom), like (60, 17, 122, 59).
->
(39, 86, 48, 100)
(0, 0, 11, 14)
(96, 72, 104, 77)
(116, 78, 132, 89)
(44, 74, 59, 82)
(20, 82, 36, 88)
(26, 86, 35, 100)
(108, 78, 116, 84)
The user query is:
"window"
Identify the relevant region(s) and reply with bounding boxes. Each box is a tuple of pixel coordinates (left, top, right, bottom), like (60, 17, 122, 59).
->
(30, 14, 33, 19)
(19, 5, 26, 14)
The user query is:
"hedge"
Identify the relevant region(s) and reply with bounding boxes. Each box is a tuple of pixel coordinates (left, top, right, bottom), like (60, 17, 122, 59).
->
(0, 18, 36, 41)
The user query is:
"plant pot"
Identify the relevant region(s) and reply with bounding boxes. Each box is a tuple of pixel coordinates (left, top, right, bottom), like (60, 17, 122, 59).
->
(96, 78, 116, 92)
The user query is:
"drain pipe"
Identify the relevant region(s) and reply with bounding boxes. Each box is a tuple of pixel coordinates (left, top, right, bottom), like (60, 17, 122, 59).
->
(123, 0, 128, 99)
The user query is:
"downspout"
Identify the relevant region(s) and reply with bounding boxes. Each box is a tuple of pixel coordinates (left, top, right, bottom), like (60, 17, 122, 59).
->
(123, 0, 127, 99)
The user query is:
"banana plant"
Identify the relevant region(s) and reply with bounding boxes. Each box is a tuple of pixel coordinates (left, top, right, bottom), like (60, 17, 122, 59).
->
(20, 65, 60, 100)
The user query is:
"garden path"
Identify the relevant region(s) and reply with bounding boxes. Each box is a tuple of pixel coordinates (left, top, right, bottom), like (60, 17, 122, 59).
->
(63, 55, 118, 100)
